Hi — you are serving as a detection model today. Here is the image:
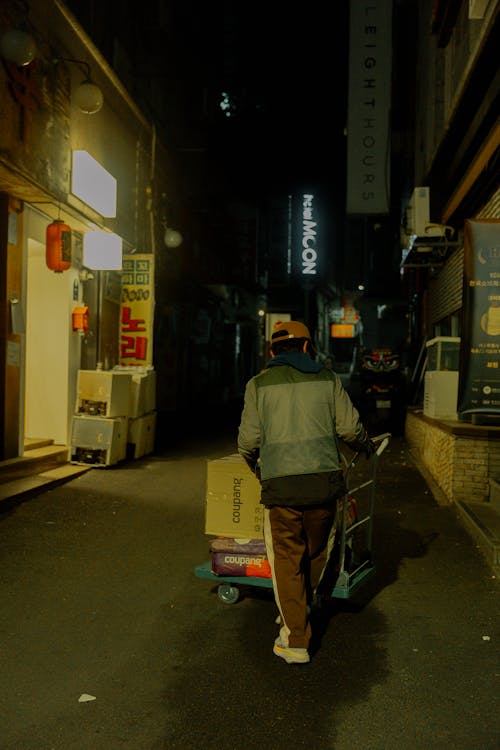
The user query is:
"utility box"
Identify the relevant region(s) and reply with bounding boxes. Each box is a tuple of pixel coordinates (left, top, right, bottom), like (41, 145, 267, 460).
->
(70, 415, 128, 466)
(205, 454, 263, 539)
(76, 370, 132, 417)
(426, 336, 461, 371)
(423, 371, 459, 419)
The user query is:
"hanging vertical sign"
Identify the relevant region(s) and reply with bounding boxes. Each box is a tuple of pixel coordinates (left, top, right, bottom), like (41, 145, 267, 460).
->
(293, 193, 320, 279)
(458, 219, 500, 418)
(120, 254, 154, 366)
(346, 0, 392, 215)
(301, 193, 318, 276)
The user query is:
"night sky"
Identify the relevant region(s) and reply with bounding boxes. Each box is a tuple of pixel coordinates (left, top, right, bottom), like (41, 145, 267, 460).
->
(65, 0, 351, 202)
(173, 1, 350, 198)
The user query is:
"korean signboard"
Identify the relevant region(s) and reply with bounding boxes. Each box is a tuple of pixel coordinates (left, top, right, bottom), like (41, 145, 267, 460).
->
(120, 254, 154, 366)
(458, 219, 500, 418)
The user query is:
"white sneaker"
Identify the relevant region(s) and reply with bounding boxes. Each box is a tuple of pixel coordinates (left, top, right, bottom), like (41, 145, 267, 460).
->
(273, 638, 310, 664)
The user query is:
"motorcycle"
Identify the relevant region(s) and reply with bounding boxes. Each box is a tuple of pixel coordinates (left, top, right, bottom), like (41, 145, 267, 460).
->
(358, 349, 406, 434)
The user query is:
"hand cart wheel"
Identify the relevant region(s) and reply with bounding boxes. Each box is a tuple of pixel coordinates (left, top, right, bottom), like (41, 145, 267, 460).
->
(217, 583, 240, 604)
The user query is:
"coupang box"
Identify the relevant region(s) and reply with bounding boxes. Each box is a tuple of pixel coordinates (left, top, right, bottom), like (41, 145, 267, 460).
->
(209, 537, 271, 578)
(205, 454, 263, 539)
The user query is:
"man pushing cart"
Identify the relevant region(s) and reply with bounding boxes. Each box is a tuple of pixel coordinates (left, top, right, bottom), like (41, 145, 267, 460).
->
(196, 320, 388, 666)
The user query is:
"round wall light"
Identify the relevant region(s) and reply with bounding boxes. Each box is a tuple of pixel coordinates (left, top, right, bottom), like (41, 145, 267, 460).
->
(0, 28, 36, 66)
(53, 57, 104, 115)
(73, 78, 104, 114)
(164, 227, 183, 248)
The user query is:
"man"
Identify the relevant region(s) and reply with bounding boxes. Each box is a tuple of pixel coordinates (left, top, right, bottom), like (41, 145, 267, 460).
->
(237, 320, 374, 665)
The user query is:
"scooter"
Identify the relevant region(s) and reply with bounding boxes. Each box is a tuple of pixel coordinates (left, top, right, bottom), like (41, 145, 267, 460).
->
(359, 349, 406, 434)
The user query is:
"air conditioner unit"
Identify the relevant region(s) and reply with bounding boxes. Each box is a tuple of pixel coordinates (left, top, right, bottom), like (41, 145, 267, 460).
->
(405, 187, 443, 238)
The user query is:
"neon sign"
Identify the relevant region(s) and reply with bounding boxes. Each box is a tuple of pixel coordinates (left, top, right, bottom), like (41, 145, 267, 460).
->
(301, 194, 318, 275)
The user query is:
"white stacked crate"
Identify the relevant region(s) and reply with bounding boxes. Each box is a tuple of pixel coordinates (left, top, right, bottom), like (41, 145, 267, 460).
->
(71, 370, 132, 466)
(114, 366, 156, 459)
(70, 415, 129, 466)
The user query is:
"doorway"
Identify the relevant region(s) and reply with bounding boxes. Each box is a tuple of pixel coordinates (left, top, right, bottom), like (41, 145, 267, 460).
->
(23, 207, 81, 447)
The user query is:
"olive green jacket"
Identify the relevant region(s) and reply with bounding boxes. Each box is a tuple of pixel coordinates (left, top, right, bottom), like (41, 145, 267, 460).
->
(237, 352, 370, 506)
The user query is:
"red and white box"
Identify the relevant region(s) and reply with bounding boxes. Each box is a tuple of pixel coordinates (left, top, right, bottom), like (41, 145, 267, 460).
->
(209, 537, 271, 578)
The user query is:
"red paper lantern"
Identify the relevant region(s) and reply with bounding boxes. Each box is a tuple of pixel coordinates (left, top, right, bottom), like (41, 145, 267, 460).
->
(46, 219, 72, 272)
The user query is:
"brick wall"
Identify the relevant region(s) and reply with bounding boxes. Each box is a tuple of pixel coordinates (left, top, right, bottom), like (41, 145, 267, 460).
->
(452, 437, 491, 503)
(405, 411, 499, 504)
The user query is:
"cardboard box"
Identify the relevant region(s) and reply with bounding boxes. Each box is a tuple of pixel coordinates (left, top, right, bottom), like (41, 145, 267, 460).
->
(205, 454, 263, 539)
(209, 537, 271, 577)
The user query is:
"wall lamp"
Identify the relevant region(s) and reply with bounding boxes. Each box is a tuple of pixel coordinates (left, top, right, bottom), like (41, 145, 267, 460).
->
(163, 225, 183, 249)
(53, 57, 104, 114)
(159, 193, 183, 248)
(0, 27, 36, 66)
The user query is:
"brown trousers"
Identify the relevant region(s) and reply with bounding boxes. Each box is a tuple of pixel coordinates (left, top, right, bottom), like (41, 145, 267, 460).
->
(263, 503, 336, 649)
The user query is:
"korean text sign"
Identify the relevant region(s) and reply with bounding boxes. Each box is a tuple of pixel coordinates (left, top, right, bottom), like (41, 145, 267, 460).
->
(458, 220, 500, 417)
(120, 254, 154, 366)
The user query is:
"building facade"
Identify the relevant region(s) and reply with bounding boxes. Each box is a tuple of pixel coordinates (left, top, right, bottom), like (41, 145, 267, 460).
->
(0, 0, 266, 461)
(400, 0, 500, 504)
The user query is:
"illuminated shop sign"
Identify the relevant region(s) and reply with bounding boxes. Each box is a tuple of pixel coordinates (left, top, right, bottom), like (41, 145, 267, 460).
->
(300, 193, 318, 276)
(71, 150, 117, 217)
(331, 324, 356, 338)
(120, 254, 154, 365)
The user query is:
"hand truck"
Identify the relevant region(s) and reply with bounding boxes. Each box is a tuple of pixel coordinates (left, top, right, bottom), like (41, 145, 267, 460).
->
(194, 433, 391, 604)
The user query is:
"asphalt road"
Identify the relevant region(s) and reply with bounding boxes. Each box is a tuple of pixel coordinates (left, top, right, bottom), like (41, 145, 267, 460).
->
(0, 427, 498, 750)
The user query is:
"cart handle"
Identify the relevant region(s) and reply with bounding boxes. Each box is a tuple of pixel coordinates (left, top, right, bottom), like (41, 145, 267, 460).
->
(371, 432, 391, 456)
(341, 432, 391, 471)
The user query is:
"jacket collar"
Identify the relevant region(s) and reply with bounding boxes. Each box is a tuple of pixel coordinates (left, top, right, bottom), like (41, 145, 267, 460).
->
(265, 351, 323, 374)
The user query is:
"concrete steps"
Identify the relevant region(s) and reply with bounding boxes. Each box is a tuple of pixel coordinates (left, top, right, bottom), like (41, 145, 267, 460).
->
(0, 441, 90, 504)
(456, 500, 500, 574)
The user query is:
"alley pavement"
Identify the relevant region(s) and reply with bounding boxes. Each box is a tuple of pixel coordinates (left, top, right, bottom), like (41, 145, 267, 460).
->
(0, 416, 498, 750)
